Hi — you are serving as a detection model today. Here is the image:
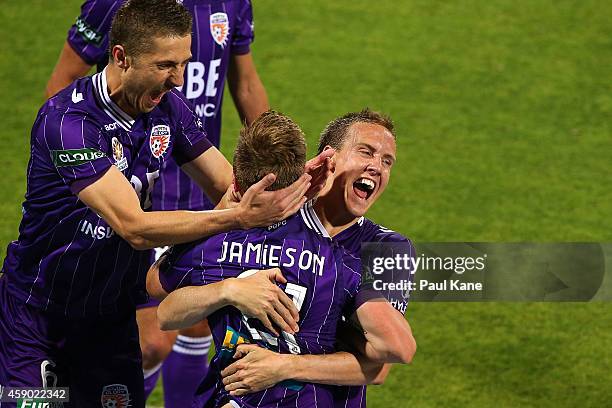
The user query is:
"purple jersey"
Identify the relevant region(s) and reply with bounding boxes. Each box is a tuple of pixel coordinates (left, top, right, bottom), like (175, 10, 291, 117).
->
(67, 0, 255, 211)
(161, 203, 362, 407)
(332, 217, 415, 408)
(1, 69, 211, 318)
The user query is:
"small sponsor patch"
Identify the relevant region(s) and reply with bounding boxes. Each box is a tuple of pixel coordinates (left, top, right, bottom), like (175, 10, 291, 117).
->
(150, 125, 170, 159)
(51, 148, 106, 167)
(210, 12, 230, 47)
(101, 384, 130, 408)
(111, 137, 128, 171)
(71, 89, 84, 104)
(74, 17, 103, 46)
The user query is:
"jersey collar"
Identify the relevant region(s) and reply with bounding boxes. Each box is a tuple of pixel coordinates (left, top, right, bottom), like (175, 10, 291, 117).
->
(92, 68, 135, 131)
(300, 200, 331, 239)
(332, 216, 365, 241)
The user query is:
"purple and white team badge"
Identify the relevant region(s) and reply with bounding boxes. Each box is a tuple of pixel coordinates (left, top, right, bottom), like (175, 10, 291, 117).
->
(210, 12, 229, 47)
(101, 384, 131, 408)
(150, 125, 170, 159)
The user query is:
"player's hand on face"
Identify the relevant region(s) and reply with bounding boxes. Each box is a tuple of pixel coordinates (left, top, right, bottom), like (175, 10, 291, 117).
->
(221, 344, 289, 395)
(237, 173, 311, 229)
(304, 149, 334, 199)
(226, 268, 300, 336)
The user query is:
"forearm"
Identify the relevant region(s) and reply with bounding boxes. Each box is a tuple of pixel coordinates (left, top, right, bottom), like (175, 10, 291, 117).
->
(126, 208, 242, 249)
(46, 41, 93, 98)
(232, 79, 269, 124)
(228, 53, 269, 124)
(283, 352, 388, 386)
(157, 281, 231, 330)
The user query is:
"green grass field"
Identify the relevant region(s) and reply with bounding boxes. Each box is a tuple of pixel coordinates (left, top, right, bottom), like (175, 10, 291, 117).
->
(1, 1, 611, 407)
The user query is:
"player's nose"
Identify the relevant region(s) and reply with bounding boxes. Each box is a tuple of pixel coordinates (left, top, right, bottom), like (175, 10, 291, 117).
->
(167, 68, 184, 88)
(365, 156, 382, 175)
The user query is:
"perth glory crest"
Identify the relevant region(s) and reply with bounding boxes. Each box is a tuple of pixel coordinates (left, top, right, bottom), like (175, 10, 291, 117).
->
(150, 125, 170, 159)
(210, 12, 229, 47)
(101, 384, 130, 408)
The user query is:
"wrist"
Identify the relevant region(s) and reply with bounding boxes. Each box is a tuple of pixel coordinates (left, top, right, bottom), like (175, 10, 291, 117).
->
(278, 354, 299, 381)
(231, 206, 249, 229)
(219, 279, 238, 308)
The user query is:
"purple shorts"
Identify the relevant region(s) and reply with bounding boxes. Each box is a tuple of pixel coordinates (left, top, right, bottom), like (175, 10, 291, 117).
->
(0, 276, 144, 408)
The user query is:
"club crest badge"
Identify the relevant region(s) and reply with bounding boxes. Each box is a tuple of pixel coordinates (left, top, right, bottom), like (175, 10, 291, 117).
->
(150, 125, 170, 159)
(210, 12, 230, 47)
(111, 137, 128, 171)
(101, 384, 130, 408)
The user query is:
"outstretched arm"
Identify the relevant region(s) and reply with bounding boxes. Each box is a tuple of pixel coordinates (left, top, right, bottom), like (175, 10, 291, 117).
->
(79, 165, 311, 250)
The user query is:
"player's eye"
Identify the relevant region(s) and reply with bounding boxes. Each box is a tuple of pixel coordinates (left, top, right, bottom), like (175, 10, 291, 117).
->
(157, 63, 173, 70)
(358, 148, 373, 157)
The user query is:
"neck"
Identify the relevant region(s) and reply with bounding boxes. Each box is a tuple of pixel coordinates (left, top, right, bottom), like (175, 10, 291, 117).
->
(105, 64, 138, 119)
(312, 195, 359, 238)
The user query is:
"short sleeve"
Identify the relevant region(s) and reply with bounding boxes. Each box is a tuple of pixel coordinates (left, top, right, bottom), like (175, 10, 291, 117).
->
(231, 0, 254, 55)
(169, 91, 212, 166)
(66, 0, 120, 66)
(158, 243, 196, 293)
(41, 111, 112, 194)
(354, 237, 416, 316)
(340, 252, 362, 318)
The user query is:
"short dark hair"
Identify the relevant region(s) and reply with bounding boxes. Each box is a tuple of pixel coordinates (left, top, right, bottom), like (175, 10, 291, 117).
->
(317, 108, 395, 154)
(234, 111, 306, 193)
(110, 0, 192, 58)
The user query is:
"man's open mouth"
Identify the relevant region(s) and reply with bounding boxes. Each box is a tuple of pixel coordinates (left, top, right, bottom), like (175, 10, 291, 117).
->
(353, 177, 376, 200)
(150, 90, 166, 104)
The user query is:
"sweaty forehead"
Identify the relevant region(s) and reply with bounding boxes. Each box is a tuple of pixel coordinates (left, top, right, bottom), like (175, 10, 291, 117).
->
(344, 122, 396, 152)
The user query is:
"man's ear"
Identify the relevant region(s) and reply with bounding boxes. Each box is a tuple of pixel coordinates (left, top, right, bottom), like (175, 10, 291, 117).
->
(111, 45, 130, 69)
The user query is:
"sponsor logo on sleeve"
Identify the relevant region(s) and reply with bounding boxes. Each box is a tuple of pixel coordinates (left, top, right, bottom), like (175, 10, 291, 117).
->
(210, 12, 229, 47)
(51, 148, 106, 167)
(150, 125, 170, 159)
(101, 384, 130, 408)
(74, 17, 103, 46)
(111, 137, 128, 171)
(71, 89, 84, 104)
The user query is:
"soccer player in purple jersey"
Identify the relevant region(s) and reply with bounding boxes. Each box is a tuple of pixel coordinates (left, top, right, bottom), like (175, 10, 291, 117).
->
(0, 2, 328, 407)
(217, 109, 417, 407)
(45, 1, 270, 404)
(150, 110, 415, 407)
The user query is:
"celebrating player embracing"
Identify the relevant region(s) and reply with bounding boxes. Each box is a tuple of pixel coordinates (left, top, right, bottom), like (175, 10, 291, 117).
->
(0, 2, 328, 407)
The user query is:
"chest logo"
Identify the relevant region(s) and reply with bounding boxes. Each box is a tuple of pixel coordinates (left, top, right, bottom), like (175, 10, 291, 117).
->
(210, 12, 230, 47)
(111, 137, 128, 171)
(150, 125, 171, 159)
